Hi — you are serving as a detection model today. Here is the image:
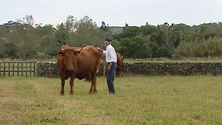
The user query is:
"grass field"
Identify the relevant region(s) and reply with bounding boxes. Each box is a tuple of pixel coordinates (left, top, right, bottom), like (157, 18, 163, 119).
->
(0, 76, 222, 125)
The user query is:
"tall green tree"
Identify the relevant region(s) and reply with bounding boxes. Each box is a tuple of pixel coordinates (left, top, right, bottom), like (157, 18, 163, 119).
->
(77, 16, 96, 45)
(17, 15, 38, 59)
(173, 23, 191, 42)
(65, 15, 78, 46)
(76, 16, 111, 47)
(138, 24, 158, 36)
(3, 42, 18, 59)
(158, 22, 178, 51)
(55, 23, 68, 46)
(120, 36, 146, 58)
(120, 26, 139, 38)
(36, 25, 57, 56)
(100, 21, 108, 31)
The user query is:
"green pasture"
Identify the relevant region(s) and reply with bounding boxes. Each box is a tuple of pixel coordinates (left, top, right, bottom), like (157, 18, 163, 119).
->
(0, 76, 222, 125)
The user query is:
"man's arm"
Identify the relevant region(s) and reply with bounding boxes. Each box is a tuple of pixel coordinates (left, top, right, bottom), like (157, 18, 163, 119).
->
(96, 47, 103, 51)
(97, 47, 106, 54)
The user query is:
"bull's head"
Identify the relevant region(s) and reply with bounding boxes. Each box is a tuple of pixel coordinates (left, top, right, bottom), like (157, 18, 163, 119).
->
(58, 45, 84, 71)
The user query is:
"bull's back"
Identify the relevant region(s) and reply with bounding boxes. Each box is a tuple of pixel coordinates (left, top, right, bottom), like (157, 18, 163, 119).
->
(75, 46, 101, 79)
(79, 46, 101, 61)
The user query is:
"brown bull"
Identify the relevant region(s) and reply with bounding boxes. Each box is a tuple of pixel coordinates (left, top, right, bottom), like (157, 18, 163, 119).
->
(102, 53, 123, 77)
(57, 45, 101, 95)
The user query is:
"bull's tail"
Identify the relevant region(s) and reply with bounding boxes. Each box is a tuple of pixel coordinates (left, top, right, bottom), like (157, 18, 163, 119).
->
(96, 65, 99, 73)
(96, 58, 101, 73)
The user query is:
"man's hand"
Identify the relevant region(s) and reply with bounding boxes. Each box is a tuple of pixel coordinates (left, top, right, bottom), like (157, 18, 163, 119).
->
(107, 64, 111, 71)
(96, 47, 103, 51)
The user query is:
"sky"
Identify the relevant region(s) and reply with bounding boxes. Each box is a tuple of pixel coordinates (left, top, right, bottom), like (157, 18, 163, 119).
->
(1, 0, 222, 27)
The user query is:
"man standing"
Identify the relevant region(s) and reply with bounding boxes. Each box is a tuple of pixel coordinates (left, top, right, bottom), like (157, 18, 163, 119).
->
(97, 38, 117, 94)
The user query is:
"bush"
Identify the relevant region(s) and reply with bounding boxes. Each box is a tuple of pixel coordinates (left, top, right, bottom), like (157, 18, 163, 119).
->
(34, 52, 51, 61)
(174, 37, 222, 57)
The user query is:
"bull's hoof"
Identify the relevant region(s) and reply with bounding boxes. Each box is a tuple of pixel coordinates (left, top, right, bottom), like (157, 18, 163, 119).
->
(88, 91, 96, 94)
(88, 91, 97, 94)
(70, 93, 74, 95)
(60, 93, 64, 96)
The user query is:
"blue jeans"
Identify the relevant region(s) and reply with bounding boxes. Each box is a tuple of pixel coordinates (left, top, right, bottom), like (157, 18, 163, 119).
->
(107, 63, 117, 93)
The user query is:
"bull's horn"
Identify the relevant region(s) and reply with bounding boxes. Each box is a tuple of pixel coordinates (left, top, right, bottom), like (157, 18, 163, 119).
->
(57, 42, 61, 47)
(75, 44, 85, 52)
(81, 44, 86, 48)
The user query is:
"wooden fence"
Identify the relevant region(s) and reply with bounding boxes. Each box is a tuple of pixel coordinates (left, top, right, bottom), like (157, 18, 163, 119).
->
(0, 62, 36, 77)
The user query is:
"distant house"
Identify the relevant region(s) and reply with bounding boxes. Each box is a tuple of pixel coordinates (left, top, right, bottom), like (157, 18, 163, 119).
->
(108, 26, 124, 35)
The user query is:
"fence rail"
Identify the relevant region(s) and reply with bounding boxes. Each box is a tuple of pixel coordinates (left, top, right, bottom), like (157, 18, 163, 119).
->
(0, 62, 36, 77)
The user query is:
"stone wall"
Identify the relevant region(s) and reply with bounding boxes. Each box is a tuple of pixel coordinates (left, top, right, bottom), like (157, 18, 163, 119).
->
(37, 62, 222, 77)
(37, 62, 59, 78)
(121, 62, 222, 76)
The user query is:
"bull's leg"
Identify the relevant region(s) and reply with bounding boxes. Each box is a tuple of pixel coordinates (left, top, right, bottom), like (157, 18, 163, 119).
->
(88, 84, 93, 94)
(92, 78, 97, 93)
(119, 68, 122, 77)
(59, 71, 65, 95)
(88, 75, 97, 94)
(69, 76, 75, 95)
(60, 79, 65, 95)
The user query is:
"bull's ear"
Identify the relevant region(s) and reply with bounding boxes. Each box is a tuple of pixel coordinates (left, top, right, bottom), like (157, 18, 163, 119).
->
(58, 51, 64, 56)
(74, 51, 80, 56)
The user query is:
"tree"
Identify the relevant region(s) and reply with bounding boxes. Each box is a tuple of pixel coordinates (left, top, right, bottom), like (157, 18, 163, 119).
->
(75, 16, 111, 47)
(36, 25, 57, 56)
(65, 15, 78, 46)
(120, 26, 139, 38)
(119, 38, 131, 58)
(77, 16, 98, 45)
(55, 23, 68, 46)
(172, 23, 190, 42)
(3, 42, 18, 59)
(100, 21, 108, 31)
(17, 15, 35, 27)
(1, 14, 222, 59)
(144, 34, 158, 58)
(111, 39, 121, 52)
(120, 36, 146, 58)
(138, 25, 158, 36)
(131, 36, 146, 58)
(158, 22, 178, 50)
(21, 16, 37, 59)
